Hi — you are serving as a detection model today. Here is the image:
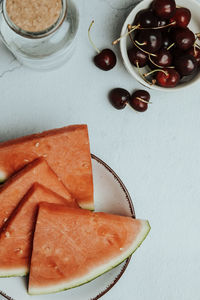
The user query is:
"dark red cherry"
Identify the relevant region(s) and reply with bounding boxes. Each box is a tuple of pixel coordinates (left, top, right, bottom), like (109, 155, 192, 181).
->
(162, 32, 172, 48)
(129, 90, 150, 112)
(157, 18, 168, 28)
(180, 69, 198, 83)
(88, 21, 116, 71)
(172, 28, 195, 51)
(134, 9, 158, 28)
(152, 0, 176, 19)
(152, 48, 172, 67)
(174, 54, 197, 76)
(136, 29, 162, 53)
(156, 68, 180, 87)
(128, 47, 148, 67)
(109, 88, 130, 110)
(94, 49, 117, 71)
(171, 47, 185, 60)
(170, 7, 191, 28)
(186, 47, 200, 67)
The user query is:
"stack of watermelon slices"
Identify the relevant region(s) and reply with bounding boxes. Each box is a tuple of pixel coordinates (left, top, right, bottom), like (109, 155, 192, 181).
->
(0, 124, 150, 295)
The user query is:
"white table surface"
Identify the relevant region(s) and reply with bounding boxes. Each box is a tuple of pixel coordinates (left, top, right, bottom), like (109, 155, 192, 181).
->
(0, 0, 200, 299)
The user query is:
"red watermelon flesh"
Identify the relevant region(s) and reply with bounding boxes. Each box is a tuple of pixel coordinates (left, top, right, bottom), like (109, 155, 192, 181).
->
(0, 125, 93, 209)
(0, 183, 78, 277)
(29, 203, 150, 295)
(0, 158, 75, 230)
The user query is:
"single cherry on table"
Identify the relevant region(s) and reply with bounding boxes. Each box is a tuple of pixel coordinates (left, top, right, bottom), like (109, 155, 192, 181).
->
(129, 90, 150, 112)
(88, 20, 116, 71)
(109, 88, 130, 110)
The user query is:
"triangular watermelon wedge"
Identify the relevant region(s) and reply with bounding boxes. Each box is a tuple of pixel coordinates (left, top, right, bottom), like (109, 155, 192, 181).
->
(0, 125, 93, 210)
(0, 184, 78, 277)
(0, 158, 76, 230)
(28, 203, 150, 295)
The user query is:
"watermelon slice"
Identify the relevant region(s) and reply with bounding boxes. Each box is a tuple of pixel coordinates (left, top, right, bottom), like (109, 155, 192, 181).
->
(0, 125, 93, 209)
(28, 203, 150, 295)
(0, 158, 76, 230)
(0, 183, 78, 277)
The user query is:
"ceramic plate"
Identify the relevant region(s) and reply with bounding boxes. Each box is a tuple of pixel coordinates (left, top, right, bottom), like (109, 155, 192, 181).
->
(0, 154, 134, 300)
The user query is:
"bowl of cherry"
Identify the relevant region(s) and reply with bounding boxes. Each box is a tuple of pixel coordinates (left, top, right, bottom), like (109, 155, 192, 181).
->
(118, 0, 200, 91)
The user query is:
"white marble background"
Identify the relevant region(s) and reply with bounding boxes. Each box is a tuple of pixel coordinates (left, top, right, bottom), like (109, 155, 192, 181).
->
(0, 0, 200, 299)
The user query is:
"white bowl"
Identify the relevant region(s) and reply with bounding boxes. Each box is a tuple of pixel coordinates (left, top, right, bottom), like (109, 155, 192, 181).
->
(120, 0, 200, 91)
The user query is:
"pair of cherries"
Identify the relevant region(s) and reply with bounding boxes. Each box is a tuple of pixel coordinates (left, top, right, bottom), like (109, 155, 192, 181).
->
(109, 89, 151, 112)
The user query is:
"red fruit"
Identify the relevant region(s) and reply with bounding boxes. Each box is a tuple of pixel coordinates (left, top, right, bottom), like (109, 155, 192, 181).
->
(94, 49, 117, 71)
(88, 21, 117, 71)
(152, 0, 176, 19)
(170, 7, 191, 28)
(156, 68, 180, 87)
(109, 88, 130, 110)
(174, 54, 197, 76)
(128, 47, 148, 67)
(136, 29, 162, 53)
(134, 9, 158, 28)
(162, 32, 172, 48)
(186, 47, 200, 67)
(129, 90, 150, 112)
(172, 28, 195, 51)
(152, 48, 172, 67)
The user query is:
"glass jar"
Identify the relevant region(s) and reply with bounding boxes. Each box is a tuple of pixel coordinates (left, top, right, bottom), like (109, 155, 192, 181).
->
(0, 0, 79, 70)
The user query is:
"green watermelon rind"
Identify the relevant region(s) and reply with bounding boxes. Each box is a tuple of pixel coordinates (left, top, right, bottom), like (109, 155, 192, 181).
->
(0, 170, 7, 183)
(0, 269, 28, 278)
(79, 203, 94, 211)
(28, 220, 150, 295)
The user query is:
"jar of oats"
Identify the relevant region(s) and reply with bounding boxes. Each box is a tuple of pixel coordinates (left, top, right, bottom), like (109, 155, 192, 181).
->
(0, 0, 79, 70)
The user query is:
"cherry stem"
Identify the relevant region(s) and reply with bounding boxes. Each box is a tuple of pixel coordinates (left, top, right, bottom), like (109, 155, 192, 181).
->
(136, 97, 152, 104)
(148, 55, 175, 69)
(135, 40, 147, 46)
(148, 55, 163, 69)
(128, 29, 157, 57)
(194, 43, 200, 50)
(193, 43, 198, 56)
(136, 61, 153, 86)
(130, 21, 176, 30)
(144, 69, 168, 77)
(112, 24, 140, 45)
(167, 42, 175, 51)
(88, 20, 100, 54)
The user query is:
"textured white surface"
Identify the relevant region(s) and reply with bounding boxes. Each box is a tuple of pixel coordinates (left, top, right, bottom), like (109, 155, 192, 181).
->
(0, 0, 200, 299)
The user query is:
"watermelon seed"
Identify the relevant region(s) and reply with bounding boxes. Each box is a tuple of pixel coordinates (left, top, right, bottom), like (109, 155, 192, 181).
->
(35, 142, 40, 148)
(5, 231, 10, 238)
(24, 159, 29, 162)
